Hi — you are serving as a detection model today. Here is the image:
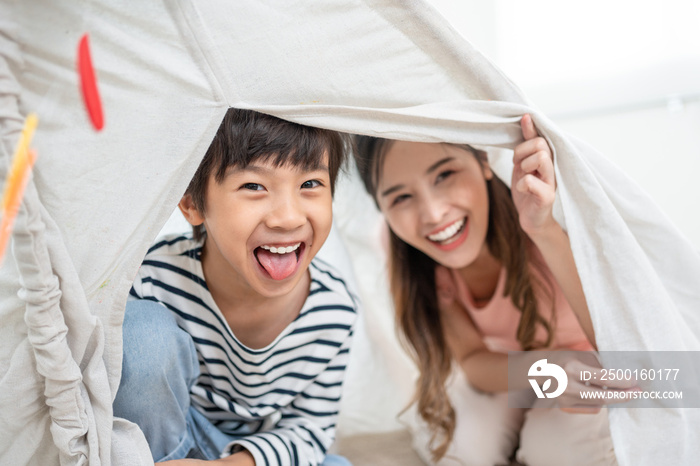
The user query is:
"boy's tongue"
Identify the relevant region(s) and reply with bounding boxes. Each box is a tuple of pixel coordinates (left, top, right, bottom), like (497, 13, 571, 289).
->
(256, 248, 298, 280)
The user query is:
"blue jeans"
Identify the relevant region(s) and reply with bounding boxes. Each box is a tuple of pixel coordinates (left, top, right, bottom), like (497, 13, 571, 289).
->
(114, 300, 351, 465)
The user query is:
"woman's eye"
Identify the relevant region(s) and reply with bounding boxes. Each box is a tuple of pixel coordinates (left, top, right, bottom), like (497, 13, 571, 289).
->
(241, 183, 265, 191)
(391, 194, 411, 206)
(435, 169, 455, 183)
(301, 179, 323, 189)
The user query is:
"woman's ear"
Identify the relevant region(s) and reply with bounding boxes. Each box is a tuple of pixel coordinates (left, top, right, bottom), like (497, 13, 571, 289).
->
(483, 162, 494, 181)
(178, 194, 205, 226)
(475, 149, 494, 180)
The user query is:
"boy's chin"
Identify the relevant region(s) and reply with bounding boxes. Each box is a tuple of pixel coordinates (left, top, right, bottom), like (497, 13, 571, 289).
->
(252, 273, 307, 299)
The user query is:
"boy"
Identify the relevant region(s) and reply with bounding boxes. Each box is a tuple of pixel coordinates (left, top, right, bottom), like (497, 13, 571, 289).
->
(114, 108, 357, 466)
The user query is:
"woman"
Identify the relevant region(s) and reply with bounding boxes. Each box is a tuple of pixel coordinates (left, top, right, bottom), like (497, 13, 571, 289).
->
(353, 115, 629, 465)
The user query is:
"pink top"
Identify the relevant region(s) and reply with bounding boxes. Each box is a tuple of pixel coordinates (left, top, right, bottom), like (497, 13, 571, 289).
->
(435, 263, 593, 353)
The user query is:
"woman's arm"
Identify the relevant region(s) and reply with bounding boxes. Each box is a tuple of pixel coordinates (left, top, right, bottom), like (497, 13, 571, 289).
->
(510, 114, 597, 350)
(437, 268, 541, 392)
(438, 289, 559, 393)
(437, 283, 501, 392)
(438, 265, 636, 410)
(528, 223, 596, 349)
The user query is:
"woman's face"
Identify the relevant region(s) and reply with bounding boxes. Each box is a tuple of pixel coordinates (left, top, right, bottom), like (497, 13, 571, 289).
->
(376, 141, 493, 269)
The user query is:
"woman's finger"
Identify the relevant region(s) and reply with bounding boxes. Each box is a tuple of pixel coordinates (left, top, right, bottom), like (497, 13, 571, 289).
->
(515, 174, 554, 204)
(521, 113, 538, 140)
(519, 151, 555, 187)
(513, 137, 550, 165)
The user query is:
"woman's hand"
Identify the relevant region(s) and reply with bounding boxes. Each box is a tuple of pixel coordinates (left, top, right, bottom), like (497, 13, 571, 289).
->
(511, 114, 599, 349)
(552, 354, 640, 414)
(511, 114, 557, 237)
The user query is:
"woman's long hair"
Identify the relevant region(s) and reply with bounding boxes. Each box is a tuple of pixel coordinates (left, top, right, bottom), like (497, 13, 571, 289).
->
(354, 136, 554, 462)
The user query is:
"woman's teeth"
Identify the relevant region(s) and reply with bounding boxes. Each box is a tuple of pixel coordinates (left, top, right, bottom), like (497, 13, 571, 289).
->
(259, 243, 301, 254)
(428, 219, 465, 243)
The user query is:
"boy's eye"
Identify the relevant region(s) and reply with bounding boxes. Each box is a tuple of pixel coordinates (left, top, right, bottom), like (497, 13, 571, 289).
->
(301, 179, 323, 189)
(435, 169, 455, 184)
(241, 183, 265, 191)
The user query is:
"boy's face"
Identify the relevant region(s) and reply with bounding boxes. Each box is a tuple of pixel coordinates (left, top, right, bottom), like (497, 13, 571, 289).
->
(184, 154, 333, 299)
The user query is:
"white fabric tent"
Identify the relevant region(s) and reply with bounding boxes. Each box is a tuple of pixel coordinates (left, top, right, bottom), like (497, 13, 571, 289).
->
(1, 0, 699, 465)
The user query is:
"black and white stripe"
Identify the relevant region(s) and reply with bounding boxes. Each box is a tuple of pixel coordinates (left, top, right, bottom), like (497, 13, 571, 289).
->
(130, 235, 357, 465)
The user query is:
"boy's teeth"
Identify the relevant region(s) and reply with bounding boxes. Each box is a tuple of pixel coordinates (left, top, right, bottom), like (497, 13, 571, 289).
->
(428, 219, 465, 242)
(260, 243, 301, 254)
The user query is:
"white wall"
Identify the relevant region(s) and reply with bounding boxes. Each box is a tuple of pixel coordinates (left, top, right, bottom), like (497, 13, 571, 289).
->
(428, 0, 700, 249)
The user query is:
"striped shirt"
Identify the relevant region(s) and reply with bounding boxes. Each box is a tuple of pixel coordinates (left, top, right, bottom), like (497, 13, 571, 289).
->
(129, 235, 358, 465)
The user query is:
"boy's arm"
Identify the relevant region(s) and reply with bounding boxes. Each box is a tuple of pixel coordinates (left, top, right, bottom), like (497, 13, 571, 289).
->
(128, 267, 144, 300)
(158, 329, 353, 466)
(157, 450, 255, 466)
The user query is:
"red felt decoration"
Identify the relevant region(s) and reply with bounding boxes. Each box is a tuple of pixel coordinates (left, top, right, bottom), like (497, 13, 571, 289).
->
(77, 33, 104, 131)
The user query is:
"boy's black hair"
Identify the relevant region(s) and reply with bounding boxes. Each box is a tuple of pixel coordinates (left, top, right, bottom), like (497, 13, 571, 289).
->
(185, 108, 348, 241)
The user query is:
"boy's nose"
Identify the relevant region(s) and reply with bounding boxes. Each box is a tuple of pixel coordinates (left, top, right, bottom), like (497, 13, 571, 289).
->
(266, 196, 306, 230)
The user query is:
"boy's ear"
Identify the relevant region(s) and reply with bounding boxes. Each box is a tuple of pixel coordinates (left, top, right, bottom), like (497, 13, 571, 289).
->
(178, 194, 205, 226)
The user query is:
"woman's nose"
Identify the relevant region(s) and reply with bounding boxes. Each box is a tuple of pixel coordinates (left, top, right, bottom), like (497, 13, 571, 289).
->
(417, 192, 448, 226)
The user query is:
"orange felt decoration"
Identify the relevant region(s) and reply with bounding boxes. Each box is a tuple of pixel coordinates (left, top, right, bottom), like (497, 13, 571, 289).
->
(0, 114, 39, 262)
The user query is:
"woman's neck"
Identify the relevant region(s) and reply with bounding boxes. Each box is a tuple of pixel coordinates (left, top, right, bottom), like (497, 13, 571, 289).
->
(457, 245, 502, 305)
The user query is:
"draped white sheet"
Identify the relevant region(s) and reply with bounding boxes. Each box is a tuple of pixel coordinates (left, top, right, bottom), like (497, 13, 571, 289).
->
(1, 1, 698, 465)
